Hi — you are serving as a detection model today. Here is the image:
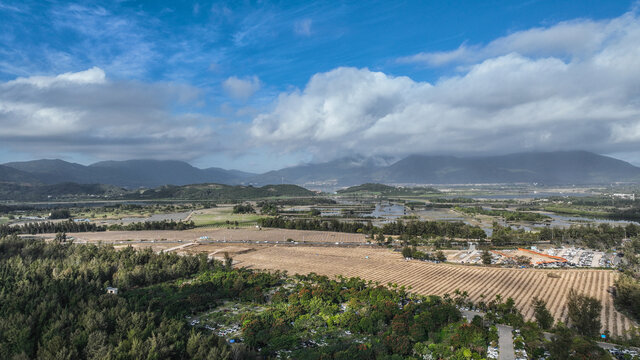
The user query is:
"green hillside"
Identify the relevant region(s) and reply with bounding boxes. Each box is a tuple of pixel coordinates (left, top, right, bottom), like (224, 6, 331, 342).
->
(128, 183, 316, 200)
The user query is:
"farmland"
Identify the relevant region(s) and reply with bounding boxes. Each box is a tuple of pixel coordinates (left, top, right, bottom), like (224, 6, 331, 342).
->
(226, 245, 633, 337)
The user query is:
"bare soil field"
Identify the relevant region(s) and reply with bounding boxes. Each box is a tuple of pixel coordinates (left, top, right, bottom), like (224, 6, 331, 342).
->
(112, 242, 182, 252)
(45, 228, 368, 244)
(222, 245, 633, 337)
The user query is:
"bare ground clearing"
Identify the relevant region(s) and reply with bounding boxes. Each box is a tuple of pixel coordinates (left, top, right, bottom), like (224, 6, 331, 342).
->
(40, 228, 368, 244)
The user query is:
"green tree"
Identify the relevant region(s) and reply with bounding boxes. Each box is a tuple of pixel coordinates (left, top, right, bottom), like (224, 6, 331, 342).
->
(567, 289, 602, 337)
(54, 232, 67, 243)
(435, 251, 447, 262)
(481, 250, 492, 265)
(549, 323, 572, 360)
(532, 297, 554, 330)
(224, 252, 233, 270)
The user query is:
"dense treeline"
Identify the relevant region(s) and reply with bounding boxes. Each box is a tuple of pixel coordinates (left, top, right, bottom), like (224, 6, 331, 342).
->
(256, 201, 278, 215)
(542, 196, 640, 221)
(258, 217, 374, 234)
(454, 206, 551, 222)
(380, 220, 487, 240)
(611, 207, 640, 221)
(401, 246, 447, 262)
(0, 220, 106, 237)
(48, 209, 71, 219)
(107, 220, 196, 231)
(614, 238, 640, 323)
(539, 222, 640, 249)
(258, 217, 488, 240)
(128, 184, 315, 201)
(490, 222, 640, 248)
(0, 204, 38, 213)
(232, 203, 255, 214)
(0, 219, 196, 238)
(547, 196, 638, 207)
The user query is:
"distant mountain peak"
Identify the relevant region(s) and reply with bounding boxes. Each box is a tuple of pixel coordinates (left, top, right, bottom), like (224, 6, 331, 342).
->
(2, 151, 639, 189)
(248, 151, 640, 188)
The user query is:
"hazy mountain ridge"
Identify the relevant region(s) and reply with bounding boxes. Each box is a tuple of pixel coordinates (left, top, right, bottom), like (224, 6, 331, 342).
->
(1, 151, 639, 188)
(249, 151, 640, 186)
(0, 165, 42, 184)
(3, 159, 256, 188)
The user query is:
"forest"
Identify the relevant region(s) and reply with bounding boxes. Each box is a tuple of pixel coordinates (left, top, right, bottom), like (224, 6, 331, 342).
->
(0, 235, 495, 359)
(0, 219, 196, 238)
(0, 233, 624, 358)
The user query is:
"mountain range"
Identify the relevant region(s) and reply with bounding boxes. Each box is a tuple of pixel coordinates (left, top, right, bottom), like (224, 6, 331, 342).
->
(1, 151, 639, 189)
(2, 159, 254, 188)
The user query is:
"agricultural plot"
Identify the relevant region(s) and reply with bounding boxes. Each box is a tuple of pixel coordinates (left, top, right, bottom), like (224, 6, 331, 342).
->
(229, 246, 634, 337)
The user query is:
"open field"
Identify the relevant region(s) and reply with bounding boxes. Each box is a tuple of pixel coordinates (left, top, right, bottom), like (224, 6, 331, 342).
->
(41, 228, 369, 244)
(189, 207, 266, 227)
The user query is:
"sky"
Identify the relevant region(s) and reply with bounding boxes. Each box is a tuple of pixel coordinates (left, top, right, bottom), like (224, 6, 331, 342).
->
(1, 0, 640, 172)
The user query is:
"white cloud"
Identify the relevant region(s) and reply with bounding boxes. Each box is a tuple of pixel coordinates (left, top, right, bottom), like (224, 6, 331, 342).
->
(294, 18, 312, 36)
(0, 67, 223, 160)
(251, 10, 640, 159)
(8, 67, 106, 88)
(222, 76, 261, 100)
(398, 12, 637, 67)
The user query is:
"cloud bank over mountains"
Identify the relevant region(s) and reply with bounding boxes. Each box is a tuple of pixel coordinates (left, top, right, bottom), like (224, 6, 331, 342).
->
(1, 6, 640, 169)
(251, 10, 640, 160)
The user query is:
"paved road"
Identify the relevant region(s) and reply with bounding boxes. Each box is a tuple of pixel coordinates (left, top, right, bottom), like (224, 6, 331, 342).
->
(460, 309, 485, 322)
(497, 324, 515, 360)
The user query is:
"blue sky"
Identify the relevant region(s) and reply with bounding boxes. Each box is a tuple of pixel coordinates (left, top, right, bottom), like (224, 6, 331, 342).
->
(1, 0, 639, 172)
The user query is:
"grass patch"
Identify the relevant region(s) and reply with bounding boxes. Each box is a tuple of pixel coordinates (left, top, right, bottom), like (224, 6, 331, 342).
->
(543, 206, 610, 218)
(191, 208, 266, 227)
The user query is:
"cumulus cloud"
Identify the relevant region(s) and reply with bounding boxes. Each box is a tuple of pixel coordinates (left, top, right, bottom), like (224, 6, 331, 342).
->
(0, 67, 221, 160)
(222, 75, 261, 100)
(251, 10, 640, 159)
